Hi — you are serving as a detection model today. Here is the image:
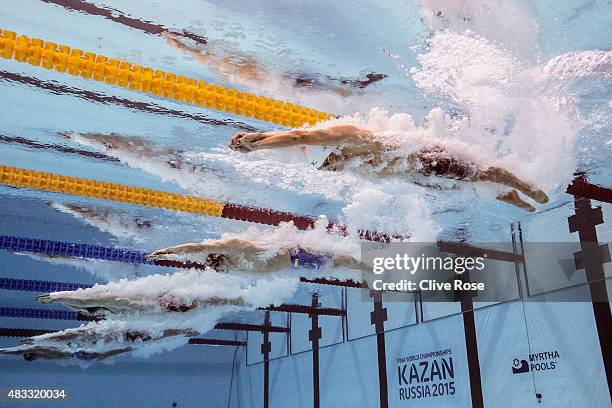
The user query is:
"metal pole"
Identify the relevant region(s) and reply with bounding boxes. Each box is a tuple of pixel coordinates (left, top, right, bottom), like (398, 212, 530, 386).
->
(568, 194, 612, 399)
(261, 311, 271, 408)
(309, 293, 321, 408)
(370, 290, 389, 408)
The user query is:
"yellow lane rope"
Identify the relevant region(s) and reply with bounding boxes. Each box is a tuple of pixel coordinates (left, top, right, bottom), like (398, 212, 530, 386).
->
(0, 29, 333, 127)
(0, 165, 225, 216)
(0, 165, 396, 241)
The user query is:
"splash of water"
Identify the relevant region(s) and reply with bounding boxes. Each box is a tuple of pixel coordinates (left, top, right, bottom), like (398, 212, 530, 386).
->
(6, 271, 299, 361)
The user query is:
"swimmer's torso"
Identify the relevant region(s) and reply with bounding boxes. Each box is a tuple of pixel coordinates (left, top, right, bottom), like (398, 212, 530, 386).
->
(310, 144, 479, 181)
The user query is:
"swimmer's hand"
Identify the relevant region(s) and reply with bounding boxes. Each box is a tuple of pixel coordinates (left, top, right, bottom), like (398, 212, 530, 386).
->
(36, 294, 54, 304)
(162, 31, 184, 50)
(229, 133, 269, 153)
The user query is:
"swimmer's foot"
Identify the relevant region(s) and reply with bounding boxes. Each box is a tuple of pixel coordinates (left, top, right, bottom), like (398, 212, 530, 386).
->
(508, 182, 548, 204)
(525, 188, 549, 205)
(479, 167, 549, 204)
(229, 132, 268, 152)
(350, 73, 388, 89)
(496, 190, 535, 212)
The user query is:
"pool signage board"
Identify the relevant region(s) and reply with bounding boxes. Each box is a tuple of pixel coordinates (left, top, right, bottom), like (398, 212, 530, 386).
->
(396, 347, 456, 401)
(386, 315, 471, 407)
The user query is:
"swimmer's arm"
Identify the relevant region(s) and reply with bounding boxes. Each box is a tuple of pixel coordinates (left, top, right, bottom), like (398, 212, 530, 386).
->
(259, 125, 373, 147)
(147, 238, 261, 259)
(147, 242, 209, 258)
(230, 125, 374, 152)
(163, 32, 213, 65)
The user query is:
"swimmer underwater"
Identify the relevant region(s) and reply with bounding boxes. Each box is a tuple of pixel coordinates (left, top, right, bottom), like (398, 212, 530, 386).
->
(146, 236, 364, 273)
(61, 126, 549, 213)
(56, 49, 612, 213)
(230, 124, 550, 212)
(163, 32, 387, 97)
(0, 327, 199, 362)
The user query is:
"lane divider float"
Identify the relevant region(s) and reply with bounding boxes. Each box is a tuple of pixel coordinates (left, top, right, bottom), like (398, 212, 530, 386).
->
(0, 307, 97, 322)
(0, 235, 153, 265)
(0, 165, 398, 241)
(0, 29, 333, 127)
(0, 277, 91, 292)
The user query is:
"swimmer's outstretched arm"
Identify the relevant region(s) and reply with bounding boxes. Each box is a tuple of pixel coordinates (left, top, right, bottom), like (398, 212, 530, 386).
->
(230, 125, 374, 152)
(147, 238, 262, 260)
(163, 32, 214, 65)
(148, 238, 274, 271)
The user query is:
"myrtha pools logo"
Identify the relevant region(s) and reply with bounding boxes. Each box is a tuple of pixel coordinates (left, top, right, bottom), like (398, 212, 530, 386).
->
(512, 358, 530, 374)
(512, 351, 560, 374)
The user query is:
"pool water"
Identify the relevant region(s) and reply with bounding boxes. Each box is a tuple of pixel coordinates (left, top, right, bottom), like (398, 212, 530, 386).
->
(0, 1, 610, 407)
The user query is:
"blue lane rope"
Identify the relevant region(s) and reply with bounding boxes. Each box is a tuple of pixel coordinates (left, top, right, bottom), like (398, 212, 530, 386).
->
(1, 234, 334, 271)
(0, 307, 97, 321)
(0, 235, 152, 265)
(0, 277, 92, 292)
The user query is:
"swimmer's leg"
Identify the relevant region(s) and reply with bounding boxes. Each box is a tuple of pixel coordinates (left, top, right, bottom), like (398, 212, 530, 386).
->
(496, 190, 536, 212)
(330, 255, 368, 271)
(412, 148, 547, 210)
(477, 167, 549, 204)
(332, 72, 388, 89)
(99, 347, 133, 360)
(292, 74, 353, 97)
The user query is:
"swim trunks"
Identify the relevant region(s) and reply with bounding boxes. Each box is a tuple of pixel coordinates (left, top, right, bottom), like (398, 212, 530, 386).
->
(290, 248, 331, 269)
(411, 146, 478, 181)
(73, 351, 101, 361)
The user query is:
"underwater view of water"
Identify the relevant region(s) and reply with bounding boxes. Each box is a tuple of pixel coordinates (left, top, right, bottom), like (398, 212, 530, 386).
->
(0, 1, 610, 407)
